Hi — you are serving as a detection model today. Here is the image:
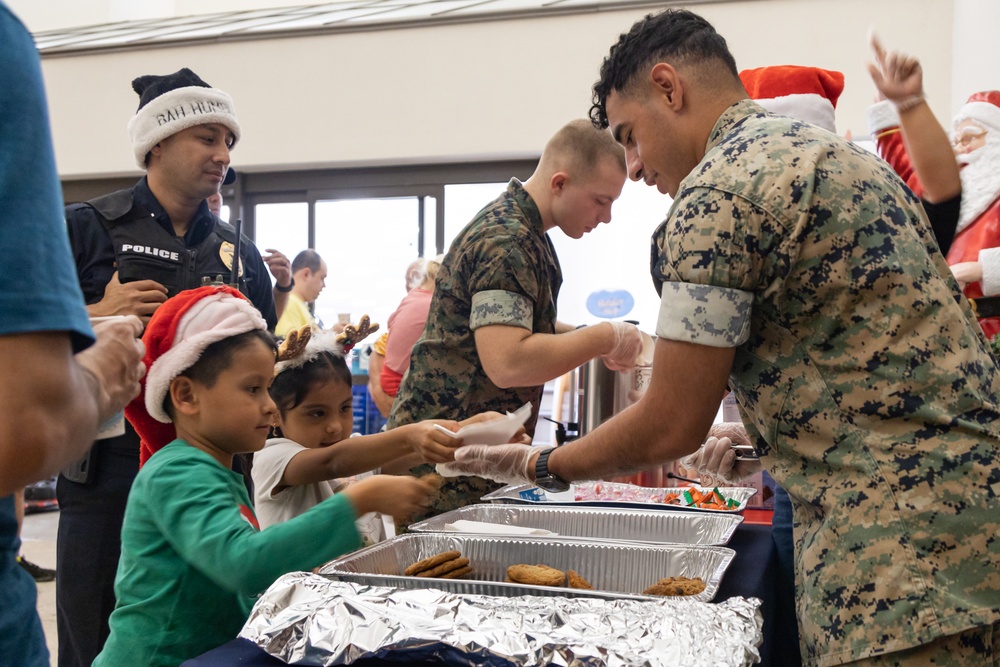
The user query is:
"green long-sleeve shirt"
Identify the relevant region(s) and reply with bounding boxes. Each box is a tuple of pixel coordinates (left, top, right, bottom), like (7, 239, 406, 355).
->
(94, 440, 361, 667)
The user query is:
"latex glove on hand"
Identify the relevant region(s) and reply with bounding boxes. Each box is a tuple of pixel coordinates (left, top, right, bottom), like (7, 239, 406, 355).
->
(680, 422, 761, 486)
(437, 443, 535, 485)
(602, 321, 644, 371)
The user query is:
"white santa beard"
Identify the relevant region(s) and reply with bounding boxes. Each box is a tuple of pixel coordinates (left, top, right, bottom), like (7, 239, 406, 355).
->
(957, 136, 1000, 234)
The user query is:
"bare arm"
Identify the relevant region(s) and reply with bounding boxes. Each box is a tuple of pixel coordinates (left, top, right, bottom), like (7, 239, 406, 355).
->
(869, 36, 961, 203)
(366, 351, 396, 418)
(896, 103, 960, 204)
(474, 322, 614, 388)
(271, 289, 289, 321)
(547, 338, 733, 481)
(279, 420, 461, 488)
(0, 319, 144, 495)
(263, 249, 292, 320)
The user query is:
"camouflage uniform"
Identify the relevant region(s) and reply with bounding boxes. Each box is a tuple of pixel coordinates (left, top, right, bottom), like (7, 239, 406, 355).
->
(388, 179, 562, 519)
(653, 100, 1000, 666)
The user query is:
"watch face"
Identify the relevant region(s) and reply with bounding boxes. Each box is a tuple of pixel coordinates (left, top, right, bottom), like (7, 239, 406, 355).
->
(536, 475, 570, 493)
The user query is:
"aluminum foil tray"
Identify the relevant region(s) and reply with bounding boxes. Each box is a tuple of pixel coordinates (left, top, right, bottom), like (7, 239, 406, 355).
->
(242, 574, 763, 667)
(482, 481, 757, 513)
(318, 532, 735, 603)
(408, 503, 743, 546)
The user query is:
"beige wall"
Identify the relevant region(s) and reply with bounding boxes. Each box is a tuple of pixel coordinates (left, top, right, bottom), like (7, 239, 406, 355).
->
(8, 0, 301, 32)
(951, 0, 1000, 118)
(29, 0, 958, 180)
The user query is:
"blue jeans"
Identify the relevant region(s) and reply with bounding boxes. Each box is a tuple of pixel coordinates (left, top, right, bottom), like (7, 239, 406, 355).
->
(771, 484, 802, 665)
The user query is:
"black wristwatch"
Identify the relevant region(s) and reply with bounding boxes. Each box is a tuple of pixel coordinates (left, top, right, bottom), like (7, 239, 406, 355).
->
(274, 278, 295, 293)
(534, 447, 570, 492)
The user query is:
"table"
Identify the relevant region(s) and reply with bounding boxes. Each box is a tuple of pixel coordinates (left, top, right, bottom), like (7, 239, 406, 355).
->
(183, 523, 788, 666)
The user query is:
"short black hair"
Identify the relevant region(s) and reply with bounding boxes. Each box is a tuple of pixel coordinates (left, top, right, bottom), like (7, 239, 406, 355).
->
(163, 329, 277, 418)
(269, 350, 352, 418)
(291, 249, 324, 274)
(590, 9, 739, 129)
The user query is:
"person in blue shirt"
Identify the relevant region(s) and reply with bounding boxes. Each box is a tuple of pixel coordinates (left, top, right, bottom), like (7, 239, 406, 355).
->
(0, 4, 144, 665)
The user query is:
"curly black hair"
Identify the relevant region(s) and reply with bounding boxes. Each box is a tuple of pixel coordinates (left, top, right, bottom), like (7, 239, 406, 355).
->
(590, 9, 738, 129)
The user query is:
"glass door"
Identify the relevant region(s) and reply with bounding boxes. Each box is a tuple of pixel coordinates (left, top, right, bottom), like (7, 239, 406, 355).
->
(313, 196, 424, 330)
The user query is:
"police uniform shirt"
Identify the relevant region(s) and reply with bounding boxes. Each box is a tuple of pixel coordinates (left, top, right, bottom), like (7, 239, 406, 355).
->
(66, 176, 277, 329)
(653, 99, 1000, 665)
(388, 179, 562, 519)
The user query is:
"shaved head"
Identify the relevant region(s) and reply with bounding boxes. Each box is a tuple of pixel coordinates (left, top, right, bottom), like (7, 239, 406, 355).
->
(537, 119, 626, 180)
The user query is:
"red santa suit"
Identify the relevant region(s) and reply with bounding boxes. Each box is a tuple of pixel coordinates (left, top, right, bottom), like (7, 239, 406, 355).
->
(868, 91, 1000, 338)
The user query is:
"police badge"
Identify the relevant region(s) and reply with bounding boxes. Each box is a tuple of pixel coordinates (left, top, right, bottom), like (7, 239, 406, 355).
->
(219, 241, 245, 278)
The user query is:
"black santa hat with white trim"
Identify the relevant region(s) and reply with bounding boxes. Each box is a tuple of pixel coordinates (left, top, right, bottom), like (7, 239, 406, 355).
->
(126, 67, 241, 170)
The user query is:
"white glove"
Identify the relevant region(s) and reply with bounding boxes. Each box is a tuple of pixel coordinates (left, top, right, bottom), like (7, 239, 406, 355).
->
(680, 422, 761, 485)
(437, 444, 535, 485)
(603, 321, 643, 371)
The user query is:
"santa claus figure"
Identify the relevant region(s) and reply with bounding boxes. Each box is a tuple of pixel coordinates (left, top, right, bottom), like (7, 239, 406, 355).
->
(870, 90, 1000, 337)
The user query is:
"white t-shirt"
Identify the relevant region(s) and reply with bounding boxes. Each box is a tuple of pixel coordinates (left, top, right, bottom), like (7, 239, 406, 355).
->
(252, 438, 340, 529)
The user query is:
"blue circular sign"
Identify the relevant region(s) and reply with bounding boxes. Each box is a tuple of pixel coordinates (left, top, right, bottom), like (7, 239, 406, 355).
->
(586, 289, 634, 319)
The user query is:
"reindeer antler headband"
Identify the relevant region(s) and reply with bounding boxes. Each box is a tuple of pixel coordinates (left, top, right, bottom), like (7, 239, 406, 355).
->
(273, 315, 380, 377)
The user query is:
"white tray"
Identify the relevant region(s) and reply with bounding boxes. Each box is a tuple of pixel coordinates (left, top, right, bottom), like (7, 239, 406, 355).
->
(481, 481, 757, 513)
(408, 503, 743, 545)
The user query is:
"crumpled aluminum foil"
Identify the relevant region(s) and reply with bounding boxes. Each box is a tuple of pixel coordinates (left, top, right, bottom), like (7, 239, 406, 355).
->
(240, 572, 763, 666)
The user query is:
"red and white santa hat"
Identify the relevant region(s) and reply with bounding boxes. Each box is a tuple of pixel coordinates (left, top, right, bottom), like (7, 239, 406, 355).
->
(124, 285, 266, 465)
(953, 90, 1000, 134)
(740, 65, 844, 133)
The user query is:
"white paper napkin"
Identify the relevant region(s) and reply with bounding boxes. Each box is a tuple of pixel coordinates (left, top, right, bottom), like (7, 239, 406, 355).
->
(442, 520, 557, 537)
(436, 402, 533, 477)
(434, 402, 532, 446)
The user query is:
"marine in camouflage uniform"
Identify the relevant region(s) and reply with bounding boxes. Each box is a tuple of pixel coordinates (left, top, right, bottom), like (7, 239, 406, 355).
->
(653, 99, 1000, 665)
(388, 179, 561, 520)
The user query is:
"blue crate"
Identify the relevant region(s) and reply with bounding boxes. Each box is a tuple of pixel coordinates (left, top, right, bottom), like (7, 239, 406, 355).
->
(351, 383, 388, 435)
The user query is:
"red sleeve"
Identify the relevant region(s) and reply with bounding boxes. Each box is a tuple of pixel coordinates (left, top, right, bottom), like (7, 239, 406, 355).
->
(875, 128, 925, 199)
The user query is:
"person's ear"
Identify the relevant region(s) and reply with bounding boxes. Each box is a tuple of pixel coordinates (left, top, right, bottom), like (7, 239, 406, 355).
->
(170, 376, 200, 417)
(650, 63, 683, 110)
(550, 171, 568, 195)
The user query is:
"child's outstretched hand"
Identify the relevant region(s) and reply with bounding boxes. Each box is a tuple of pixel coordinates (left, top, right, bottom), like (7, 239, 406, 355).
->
(344, 474, 435, 521)
(402, 420, 463, 463)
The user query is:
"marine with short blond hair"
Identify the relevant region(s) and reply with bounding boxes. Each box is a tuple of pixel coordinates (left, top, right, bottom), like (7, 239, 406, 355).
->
(387, 118, 645, 520)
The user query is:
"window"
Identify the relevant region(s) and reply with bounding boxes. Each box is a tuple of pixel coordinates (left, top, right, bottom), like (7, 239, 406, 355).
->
(253, 202, 309, 284)
(442, 182, 507, 250)
(313, 197, 422, 329)
(550, 178, 673, 332)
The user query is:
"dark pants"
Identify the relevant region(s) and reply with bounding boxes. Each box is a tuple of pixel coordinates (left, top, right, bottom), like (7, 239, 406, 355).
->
(770, 484, 802, 666)
(56, 437, 138, 667)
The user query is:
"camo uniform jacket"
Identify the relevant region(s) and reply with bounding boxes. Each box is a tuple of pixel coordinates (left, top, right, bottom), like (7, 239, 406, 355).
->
(388, 179, 561, 519)
(653, 100, 1000, 666)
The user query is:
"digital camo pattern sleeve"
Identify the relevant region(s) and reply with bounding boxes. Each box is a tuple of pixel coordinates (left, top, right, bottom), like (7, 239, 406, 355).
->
(470, 290, 533, 330)
(652, 188, 775, 348)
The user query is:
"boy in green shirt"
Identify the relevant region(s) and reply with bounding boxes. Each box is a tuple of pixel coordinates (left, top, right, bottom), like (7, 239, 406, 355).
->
(95, 285, 434, 667)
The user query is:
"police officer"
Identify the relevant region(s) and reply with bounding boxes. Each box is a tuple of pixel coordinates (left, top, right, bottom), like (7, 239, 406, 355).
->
(58, 68, 290, 667)
(449, 10, 1000, 666)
